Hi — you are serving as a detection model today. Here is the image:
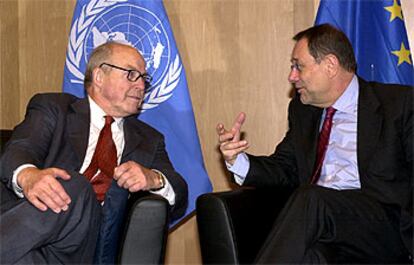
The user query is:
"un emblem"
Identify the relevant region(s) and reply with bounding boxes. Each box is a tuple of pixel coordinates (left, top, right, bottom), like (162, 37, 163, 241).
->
(65, 0, 182, 111)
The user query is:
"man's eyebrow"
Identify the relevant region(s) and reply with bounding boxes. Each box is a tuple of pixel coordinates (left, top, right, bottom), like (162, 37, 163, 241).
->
(124, 64, 138, 70)
(127, 64, 149, 74)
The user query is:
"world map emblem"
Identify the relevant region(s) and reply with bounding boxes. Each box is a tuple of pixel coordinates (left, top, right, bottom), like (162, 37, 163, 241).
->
(65, 0, 182, 111)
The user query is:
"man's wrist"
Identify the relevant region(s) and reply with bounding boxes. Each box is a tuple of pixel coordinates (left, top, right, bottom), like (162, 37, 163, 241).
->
(13, 164, 36, 198)
(150, 169, 165, 191)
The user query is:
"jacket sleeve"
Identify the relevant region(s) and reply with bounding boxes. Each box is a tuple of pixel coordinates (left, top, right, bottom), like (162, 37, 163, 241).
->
(150, 135, 188, 221)
(243, 98, 300, 189)
(0, 94, 70, 189)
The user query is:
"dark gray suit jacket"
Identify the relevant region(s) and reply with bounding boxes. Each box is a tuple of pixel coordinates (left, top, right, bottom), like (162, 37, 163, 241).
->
(244, 78, 413, 254)
(0, 93, 188, 219)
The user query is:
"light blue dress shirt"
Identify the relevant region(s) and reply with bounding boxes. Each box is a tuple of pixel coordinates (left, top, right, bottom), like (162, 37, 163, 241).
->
(228, 75, 361, 190)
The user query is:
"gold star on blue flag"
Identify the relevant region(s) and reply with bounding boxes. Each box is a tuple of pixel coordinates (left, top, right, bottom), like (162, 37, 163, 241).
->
(392, 42, 412, 66)
(384, 0, 403, 22)
(315, 0, 413, 86)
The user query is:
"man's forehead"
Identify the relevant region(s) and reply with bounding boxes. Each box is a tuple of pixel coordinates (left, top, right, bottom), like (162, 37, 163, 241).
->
(112, 45, 139, 57)
(111, 46, 145, 67)
(291, 39, 310, 61)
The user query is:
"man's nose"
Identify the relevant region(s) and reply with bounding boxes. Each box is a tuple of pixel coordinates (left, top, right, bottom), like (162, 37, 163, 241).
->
(135, 78, 146, 91)
(288, 68, 299, 83)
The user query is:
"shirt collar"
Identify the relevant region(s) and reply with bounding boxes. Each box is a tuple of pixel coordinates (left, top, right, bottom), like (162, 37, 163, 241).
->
(332, 75, 359, 115)
(88, 96, 124, 129)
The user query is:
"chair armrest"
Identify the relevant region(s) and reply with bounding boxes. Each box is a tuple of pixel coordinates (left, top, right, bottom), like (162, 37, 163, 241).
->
(118, 193, 169, 265)
(196, 187, 293, 264)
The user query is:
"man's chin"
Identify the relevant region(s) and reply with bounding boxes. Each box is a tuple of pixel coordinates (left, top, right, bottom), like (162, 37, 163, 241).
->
(299, 94, 310, 105)
(122, 104, 142, 117)
(129, 98, 143, 109)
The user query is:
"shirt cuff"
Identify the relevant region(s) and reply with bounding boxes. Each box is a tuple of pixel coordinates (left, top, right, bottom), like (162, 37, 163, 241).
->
(225, 152, 250, 185)
(149, 170, 176, 206)
(12, 164, 37, 198)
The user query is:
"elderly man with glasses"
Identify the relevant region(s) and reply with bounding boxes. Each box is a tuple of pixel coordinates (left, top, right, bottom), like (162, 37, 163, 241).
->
(0, 42, 188, 264)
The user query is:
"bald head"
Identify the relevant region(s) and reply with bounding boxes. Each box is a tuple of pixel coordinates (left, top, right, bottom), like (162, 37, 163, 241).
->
(84, 42, 143, 90)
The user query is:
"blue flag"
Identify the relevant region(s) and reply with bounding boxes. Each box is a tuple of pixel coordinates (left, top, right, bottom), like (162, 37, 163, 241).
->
(315, 0, 413, 86)
(63, 0, 212, 223)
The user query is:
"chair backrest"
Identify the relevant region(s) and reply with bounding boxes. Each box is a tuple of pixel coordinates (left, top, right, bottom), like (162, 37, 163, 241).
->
(118, 193, 169, 264)
(197, 193, 240, 264)
(196, 188, 293, 264)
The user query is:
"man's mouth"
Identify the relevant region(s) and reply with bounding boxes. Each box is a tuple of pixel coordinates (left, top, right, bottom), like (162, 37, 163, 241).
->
(127, 95, 142, 101)
(296, 87, 304, 93)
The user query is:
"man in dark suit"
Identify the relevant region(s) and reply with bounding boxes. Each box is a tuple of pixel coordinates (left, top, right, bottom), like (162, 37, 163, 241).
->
(0, 42, 188, 264)
(217, 24, 412, 263)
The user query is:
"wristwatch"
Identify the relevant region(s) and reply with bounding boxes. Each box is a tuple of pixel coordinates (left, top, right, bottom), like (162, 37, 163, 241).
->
(150, 169, 165, 191)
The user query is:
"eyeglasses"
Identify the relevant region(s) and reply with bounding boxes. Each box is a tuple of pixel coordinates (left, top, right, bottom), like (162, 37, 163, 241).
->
(99, 63, 153, 83)
(290, 61, 303, 72)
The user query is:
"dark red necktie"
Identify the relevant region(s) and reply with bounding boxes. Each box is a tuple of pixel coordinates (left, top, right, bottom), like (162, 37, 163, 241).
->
(83, 116, 117, 202)
(310, 107, 336, 184)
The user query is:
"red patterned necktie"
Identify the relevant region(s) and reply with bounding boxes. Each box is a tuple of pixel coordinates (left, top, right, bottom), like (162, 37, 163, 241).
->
(310, 107, 336, 184)
(83, 116, 117, 202)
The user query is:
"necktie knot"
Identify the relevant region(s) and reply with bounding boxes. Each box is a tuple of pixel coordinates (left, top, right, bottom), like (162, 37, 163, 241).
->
(104, 116, 114, 126)
(325, 106, 336, 120)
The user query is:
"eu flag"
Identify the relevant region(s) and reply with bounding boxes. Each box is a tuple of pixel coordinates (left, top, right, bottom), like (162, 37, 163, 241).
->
(315, 0, 413, 86)
(63, 0, 212, 224)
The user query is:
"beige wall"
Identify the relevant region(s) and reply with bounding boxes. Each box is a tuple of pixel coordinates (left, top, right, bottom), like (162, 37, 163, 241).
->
(1, 0, 413, 264)
(402, 0, 414, 49)
(0, 0, 75, 128)
(163, 1, 315, 263)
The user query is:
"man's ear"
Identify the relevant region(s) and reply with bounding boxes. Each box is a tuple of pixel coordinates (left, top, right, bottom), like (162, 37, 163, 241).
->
(323, 54, 339, 78)
(93, 67, 104, 85)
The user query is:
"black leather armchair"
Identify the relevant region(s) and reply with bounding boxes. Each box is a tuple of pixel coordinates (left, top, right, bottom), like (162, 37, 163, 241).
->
(197, 187, 413, 264)
(118, 192, 169, 264)
(0, 129, 169, 264)
(196, 187, 293, 264)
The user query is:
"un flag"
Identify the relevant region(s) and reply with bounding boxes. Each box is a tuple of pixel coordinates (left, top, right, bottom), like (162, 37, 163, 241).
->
(63, 0, 212, 225)
(315, 0, 413, 86)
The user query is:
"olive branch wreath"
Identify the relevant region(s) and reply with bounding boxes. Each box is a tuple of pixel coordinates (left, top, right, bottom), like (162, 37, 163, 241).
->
(65, 0, 181, 112)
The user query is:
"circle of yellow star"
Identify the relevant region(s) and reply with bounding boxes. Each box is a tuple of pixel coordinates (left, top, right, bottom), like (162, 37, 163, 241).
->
(391, 42, 412, 66)
(384, 0, 403, 22)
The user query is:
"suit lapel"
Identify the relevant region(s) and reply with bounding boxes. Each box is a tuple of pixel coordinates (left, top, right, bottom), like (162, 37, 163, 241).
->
(67, 98, 90, 166)
(121, 116, 143, 162)
(357, 78, 382, 174)
(302, 106, 322, 178)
